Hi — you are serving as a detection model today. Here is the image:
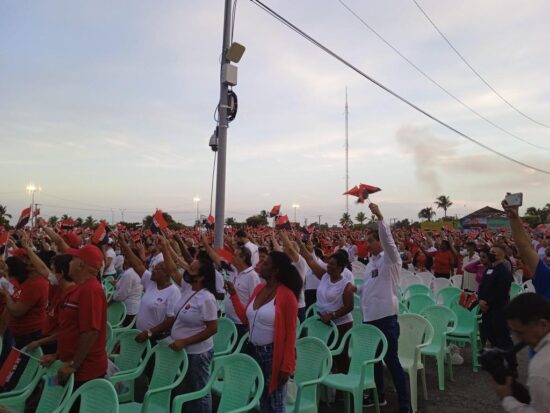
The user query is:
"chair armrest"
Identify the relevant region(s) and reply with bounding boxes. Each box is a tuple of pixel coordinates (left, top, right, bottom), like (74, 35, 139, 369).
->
(214, 348, 232, 357)
(108, 364, 146, 383)
(297, 377, 324, 389)
(172, 387, 211, 412)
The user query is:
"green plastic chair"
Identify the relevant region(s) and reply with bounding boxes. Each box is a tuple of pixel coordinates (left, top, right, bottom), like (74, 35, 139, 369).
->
(297, 317, 339, 350)
(351, 307, 363, 325)
(107, 301, 127, 329)
(398, 313, 434, 413)
(172, 353, 263, 413)
(0, 347, 44, 411)
(353, 294, 360, 307)
(287, 337, 332, 413)
(113, 343, 188, 413)
(62, 378, 119, 413)
(510, 283, 523, 299)
(305, 304, 318, 319)
(1, 359, 73, 413)
(106, 322, 115, 353)
(436, 287, 462, 307)
(448, 304, 481, 372)
(420, 305, 457, 391)
(402, 284, 433, 300)
(212, 332, 251, 396)
(406, 294, 436, 314)
(399, 302, 409, 314)
(322, 324, 388, 413)
(213, 317, 238, 357)
(108, 329, 151, 403)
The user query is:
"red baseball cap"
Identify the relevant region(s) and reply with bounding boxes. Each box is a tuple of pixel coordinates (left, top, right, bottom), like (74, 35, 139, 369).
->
(62, 232, 82, 249)
(66, 245, 104, 270)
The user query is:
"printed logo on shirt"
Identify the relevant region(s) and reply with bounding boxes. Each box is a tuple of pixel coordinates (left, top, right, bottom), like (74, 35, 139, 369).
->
(185, 304, 191, 310)
(487, 269, 494, 275)
(371, 269, 379, 278)
(156, 298, 164, 303)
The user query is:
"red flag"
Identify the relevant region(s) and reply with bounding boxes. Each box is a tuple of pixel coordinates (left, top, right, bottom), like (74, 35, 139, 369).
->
(207, 214, 215, 225)
(343, 183, 381, 203)
(16, 207, 31, 229)
(152, 209, 168, 232)
(275, 215, 291, 230)
(60, 218, 76, 229)
(269, 205, 281, 218)
(216, 248, 235, 264)
(0, 231, 9, 255)
(0, 348, 23, 387)
(92, 221, 109, 245)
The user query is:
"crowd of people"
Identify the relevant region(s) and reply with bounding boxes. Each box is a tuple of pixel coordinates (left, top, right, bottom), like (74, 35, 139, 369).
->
(0, 199, 549, 413)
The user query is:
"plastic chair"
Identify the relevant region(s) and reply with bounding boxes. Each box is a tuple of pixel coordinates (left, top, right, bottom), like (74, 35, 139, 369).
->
(398, 314, 434, 413)
(416, 271, 435, 287)
(450, 274, 463, 289)
(0, 347, 44, 410)
(430, 278, 452, 295)
(354, 278, 364, 288)
(108, 329, 151, 403)
(448, 303, 481, 372)
(62, 378, 119, 413)
(107, 301, 127, 329)
(402, 284, 432, 300)
(305, 304, 318, 319)
(287, 337, 333, 413)
(420, 305, 457, 391)
(106, 322, 115, 353)
(522, 280, 535, 293)
(406, 294, 436, 314)
(322, 324, 388, 413)
(399, 302, 409, 314)
(211, 332, 251, 396)
(399, 274, 422, 290)
(172, 353, 263, 413)
(510, 283, 523, 299)
(113, 344, 189, 413)
(213, 317, 238, 357)
(436, 287, 462, 307)
(351, 306, 363, 325)
(298, 317, 339, 350)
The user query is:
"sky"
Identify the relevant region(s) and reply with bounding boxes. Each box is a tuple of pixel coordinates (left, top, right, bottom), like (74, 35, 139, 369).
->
(1, 0, 549, 226)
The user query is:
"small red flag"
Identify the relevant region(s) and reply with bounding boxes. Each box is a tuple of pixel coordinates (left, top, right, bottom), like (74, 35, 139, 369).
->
(207, 214, 215, 225)
(92, 221, 109, 245)
(152, 209, 168, 231)
(216, 248, 235, 264)
(16, 207, 31, 229)
(269, 205, 281, 218)
(275, 215, 291, 230)
(0, 348, 23, 387)
(343, 183, 381, 203)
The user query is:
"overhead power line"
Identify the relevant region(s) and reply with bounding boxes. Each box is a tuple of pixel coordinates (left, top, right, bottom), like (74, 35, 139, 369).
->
(248, 0, 550, 175)
(411, 0, 550, 129)
(336, 0, 550, 151)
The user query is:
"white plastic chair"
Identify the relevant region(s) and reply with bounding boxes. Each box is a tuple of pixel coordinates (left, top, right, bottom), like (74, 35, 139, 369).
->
(450, 274, 463, 289)
(522, 279, 535, 293)
(398, 313, 434, 413)
(430, 278, 452, 295)
(400, 274, 423, 290)
(351, 260, 366, 279)
(400, 268, 414, 278)
(416, 272, 435, 287)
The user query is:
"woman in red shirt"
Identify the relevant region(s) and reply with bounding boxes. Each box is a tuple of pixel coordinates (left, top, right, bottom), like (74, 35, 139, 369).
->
(424, 240, 456, 278)
(227, 251, 301, 413)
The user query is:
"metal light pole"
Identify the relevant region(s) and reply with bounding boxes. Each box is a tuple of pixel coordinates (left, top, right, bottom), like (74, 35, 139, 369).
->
(292, 204, 300, 223)
(213, 0, 232, 249)
(193, 197, 201, 224)
(26, 184, 41, 227)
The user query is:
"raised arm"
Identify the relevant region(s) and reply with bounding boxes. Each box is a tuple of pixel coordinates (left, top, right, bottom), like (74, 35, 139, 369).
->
(279, 231, 300, 263)
(18, 231, 49, 278)
(200, 233, 222, 267)
(502, 201, 539, 275)
(296, 236, 325, 279)
(174, 234, 194, 265)
(38, 219, 70, 252)
(158, 236, 182, 285)
(369, 203, 401, 264)
(118, 235, 147, 277)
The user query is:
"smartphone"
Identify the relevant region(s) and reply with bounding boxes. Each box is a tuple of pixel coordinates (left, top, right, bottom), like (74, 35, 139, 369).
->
(505, 192, 523, 207)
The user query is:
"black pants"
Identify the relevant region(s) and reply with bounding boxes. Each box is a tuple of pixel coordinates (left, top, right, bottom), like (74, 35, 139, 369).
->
(482, 310, 516, 366)
(304, 289, 317, 310)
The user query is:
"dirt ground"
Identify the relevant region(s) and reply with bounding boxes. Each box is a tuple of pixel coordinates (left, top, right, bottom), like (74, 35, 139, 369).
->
(319, 346, 529, 413)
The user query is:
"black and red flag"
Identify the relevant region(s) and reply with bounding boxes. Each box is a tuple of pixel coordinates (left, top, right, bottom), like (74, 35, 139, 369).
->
(151, 209, 168, 233)
(60, 218, 76, 230)
(15, 207, 31, 229)
(0, 231, 9, 255)
(92, 220, 110, 245)
(275, 215, 291, 230)
(269, 205, 281, 218)
(343, 183, 381, 204)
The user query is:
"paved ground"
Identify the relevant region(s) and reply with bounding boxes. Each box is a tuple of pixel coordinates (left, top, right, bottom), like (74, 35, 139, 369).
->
(319, 346, 529, 413)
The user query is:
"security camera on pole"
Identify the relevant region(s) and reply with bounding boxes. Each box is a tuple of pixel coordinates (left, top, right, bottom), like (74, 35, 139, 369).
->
(212, 0, 245, 249)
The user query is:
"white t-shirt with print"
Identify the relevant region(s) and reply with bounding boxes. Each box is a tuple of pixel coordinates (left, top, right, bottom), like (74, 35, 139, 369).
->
(136, 270, 181, 331)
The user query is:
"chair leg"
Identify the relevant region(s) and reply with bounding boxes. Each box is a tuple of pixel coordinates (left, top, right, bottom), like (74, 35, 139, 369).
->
(372, 389, 380, 413)
(344, 391, 351, 413)
(354, 390, 366, 413)
(421, 366, 428, 400)
(409, 368, 418, 413)
(435, 353, 445, 391)
(447, 349, 454, 382)
(471, 335, 479, 372)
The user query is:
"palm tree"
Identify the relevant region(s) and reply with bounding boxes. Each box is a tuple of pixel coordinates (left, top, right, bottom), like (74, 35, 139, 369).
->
(48, 216, 59, 227)
(83, 216, 97, 229)
(339, 213, 353, 227)
(75, 217, 83, 227)
(418, 207, 436, 221)
(0, 205, 12, 228)
(259, 210, 268, 219)
(225, 217, 237, 226)
(434, 195, 453, 218)
(355, 211, 367, 225)
(61, 214, 70, 221)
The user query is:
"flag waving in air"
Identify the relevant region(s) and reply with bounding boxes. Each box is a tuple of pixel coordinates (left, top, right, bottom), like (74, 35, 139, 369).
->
(15, 207, 31, 229)
(92, 220, 110, 245)
(152, 209, 168, 233)
(275, 215, 291, 230)
(343, 183, 381, 204)
(269, 205, 281, 218)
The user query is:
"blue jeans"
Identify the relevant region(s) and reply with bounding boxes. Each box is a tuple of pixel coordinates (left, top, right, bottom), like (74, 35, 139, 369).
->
(252, 343, 286, 413)
(182, 350, 213, 413)
(365, 315, 410, 409)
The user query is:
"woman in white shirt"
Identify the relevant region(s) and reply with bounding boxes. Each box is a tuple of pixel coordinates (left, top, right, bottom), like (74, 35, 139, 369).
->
(111, 262, 143, 326)
(300, 249, 354, 373)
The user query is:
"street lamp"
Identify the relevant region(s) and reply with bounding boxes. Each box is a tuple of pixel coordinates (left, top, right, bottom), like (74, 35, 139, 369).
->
(292, 204, 300, 223)
(26, 184, 42, 226)
(193, 197, 201, 223)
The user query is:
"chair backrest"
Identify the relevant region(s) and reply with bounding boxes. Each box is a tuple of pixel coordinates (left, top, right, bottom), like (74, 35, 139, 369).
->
(36, 361, 74, 413)
(431, 278, 452, 294)
(420, 305, 457, 348)
(213, 317, 238, 356)
(400, 274, 422, 290)
(523, 279, 535, 293)
(406, 294, 436, 314)
(298, 317, 339, 349)
(510, 283, 523, 299)
(351, 306, 363, 325)
(416, 271, 435, 287)
(110, 329, 150, 372)
(403, 283, 432, 299)
(450, 274, 463, 289)
(215, 353, 264, 412)
(107, 301, 127, 328)
(450, 303, 480, 335)
(10, 346, 43, 393)
(293, 337, 332, 409)
(62, 379, 118, 413)
(436, 287, 462, 307)
(346, 324, 388, 381)
(106, 322, 114, 352)
(398, 314, 434, 364)
(305, 304, 318, 319)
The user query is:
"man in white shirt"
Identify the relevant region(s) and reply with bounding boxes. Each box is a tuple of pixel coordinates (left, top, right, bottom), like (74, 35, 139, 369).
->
(358, 203, 411, 413)
(235, 230, 259, 268)
(495, 293, 550, 413)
